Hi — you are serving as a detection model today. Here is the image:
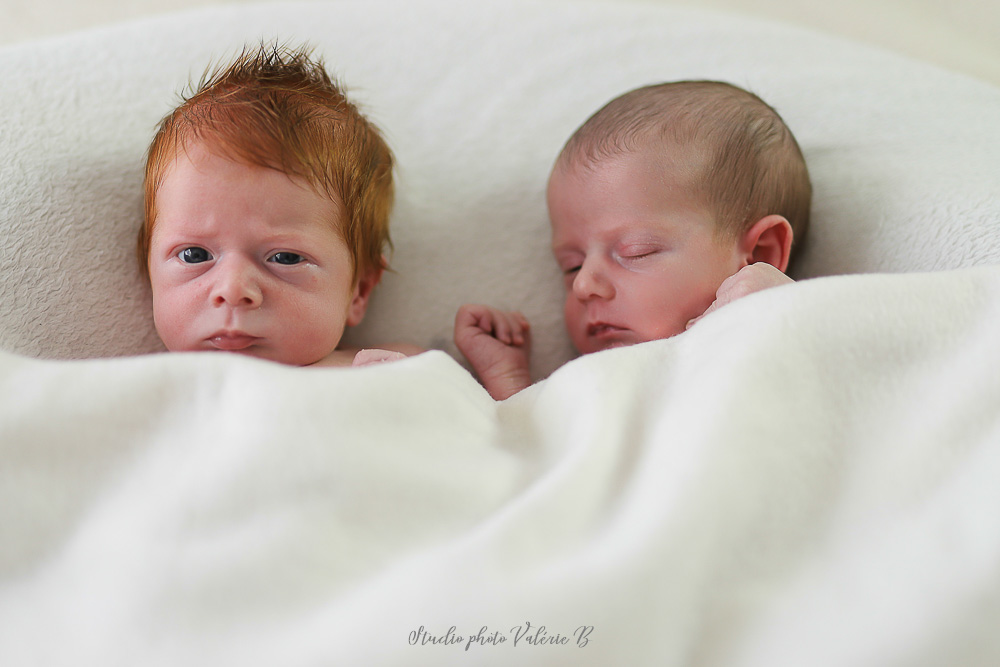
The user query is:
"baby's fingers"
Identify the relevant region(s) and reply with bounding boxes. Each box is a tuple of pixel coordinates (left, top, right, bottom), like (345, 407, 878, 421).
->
(495, 311, 532, 346)
(455, 303, 490, 329)
(511, 312, 531, 346)
(455, 304, 530, 346)
(490, 312, 517, 345)
(456, 304, 502, 339)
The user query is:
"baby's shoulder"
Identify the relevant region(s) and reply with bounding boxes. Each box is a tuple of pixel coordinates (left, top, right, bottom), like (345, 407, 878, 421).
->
(376, 342, 425, 356)
(310, 342, 425, 368)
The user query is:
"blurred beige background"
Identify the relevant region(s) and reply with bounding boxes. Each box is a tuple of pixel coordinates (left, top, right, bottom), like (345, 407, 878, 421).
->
(2, 0, 999, 87)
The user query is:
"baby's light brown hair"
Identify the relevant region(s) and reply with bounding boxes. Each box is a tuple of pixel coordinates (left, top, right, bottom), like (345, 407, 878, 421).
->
(558, 80, 811, 257)
(138, 43, 394, 282)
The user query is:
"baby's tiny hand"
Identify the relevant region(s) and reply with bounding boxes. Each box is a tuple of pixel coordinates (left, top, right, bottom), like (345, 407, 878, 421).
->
(454, 304, 532, 400)
(455, 304, 530, 349)
(687, 262, 794, 329)
(352, 348, 408, 367)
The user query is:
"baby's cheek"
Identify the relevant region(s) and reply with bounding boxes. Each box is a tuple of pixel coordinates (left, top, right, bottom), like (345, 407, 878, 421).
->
(286, 313, 347, 365)
(563, 302, 586, 340)
(152, 293, 193, 351)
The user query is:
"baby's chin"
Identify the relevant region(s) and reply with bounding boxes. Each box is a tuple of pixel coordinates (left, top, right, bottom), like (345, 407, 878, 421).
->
(164, 340, 333, 367)
(235, 346, 338, 366)
(576, 327, 685, 355)
(575, 337, 632, 355)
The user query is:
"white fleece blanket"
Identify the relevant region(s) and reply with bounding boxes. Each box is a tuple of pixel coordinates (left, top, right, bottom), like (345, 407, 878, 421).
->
(2, 1, 1000, 664)
(3, 267, 1000, 665)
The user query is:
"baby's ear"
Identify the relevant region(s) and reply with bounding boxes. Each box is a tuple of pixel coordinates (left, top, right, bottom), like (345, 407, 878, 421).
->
(740, 214, 793, 273)
(345, 264, 384, 327)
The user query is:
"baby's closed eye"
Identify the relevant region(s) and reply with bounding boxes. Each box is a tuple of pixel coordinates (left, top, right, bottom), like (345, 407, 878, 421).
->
(553, 248, 583, 276)
(617, 243, 660, 260)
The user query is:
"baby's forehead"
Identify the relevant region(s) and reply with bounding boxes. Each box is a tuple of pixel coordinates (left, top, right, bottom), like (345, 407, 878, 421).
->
(164, 137, 340, 202)
(555, 139, 709, 190)
(170, 137, 278, 175)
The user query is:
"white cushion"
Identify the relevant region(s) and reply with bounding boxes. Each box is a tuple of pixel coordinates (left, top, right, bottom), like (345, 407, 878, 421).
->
(1, 0, 999, 376)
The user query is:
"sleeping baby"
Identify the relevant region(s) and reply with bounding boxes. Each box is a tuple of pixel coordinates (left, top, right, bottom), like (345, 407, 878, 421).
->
(138, 43, 420, 367)
(455, 80, 811, 398)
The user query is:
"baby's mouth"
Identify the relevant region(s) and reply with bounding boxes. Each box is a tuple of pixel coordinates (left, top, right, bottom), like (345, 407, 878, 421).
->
(587, 322, 628, 338)
(209, 332, 260, 351)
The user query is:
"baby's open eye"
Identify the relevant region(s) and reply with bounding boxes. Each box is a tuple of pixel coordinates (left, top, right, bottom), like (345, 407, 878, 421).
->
(268, 252, 305, 265)
(179, 247, 212, 263)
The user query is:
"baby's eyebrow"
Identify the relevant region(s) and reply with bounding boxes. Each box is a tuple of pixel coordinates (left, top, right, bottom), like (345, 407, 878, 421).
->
(550, 239, 579, 253)
(551, 248, 584, 268)
(551, 245, 577, 260)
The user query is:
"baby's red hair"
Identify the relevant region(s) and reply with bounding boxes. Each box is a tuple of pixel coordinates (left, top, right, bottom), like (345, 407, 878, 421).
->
(138, 43, 394, 282)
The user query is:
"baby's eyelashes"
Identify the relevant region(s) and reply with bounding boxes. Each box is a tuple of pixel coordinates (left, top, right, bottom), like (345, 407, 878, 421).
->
(553, 249, 583, 275)
(617, 244, 659, 261)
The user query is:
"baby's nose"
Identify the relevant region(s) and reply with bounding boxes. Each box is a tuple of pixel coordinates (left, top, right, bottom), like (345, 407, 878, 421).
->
(572, 260, 614, 300)
(210, 258, 263, 308)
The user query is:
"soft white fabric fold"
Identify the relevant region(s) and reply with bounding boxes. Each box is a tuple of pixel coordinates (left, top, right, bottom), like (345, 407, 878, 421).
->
(3, 268, 1000, 665)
